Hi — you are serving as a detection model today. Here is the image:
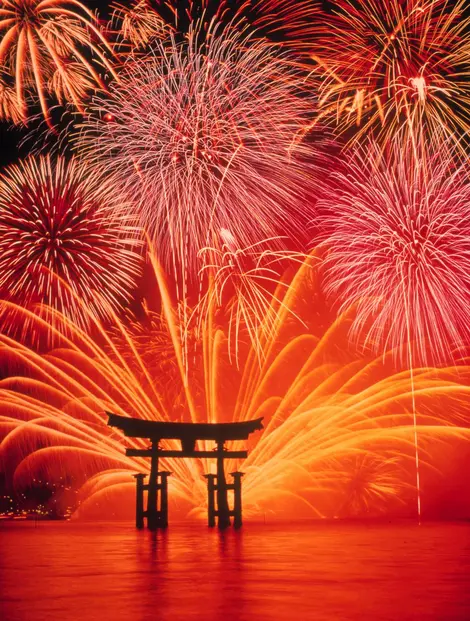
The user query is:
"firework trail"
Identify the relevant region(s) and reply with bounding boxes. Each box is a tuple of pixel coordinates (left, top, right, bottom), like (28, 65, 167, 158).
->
(0, 0, 117, 125)
(308, 0, 470, 147)
(1, 250, 468, 520)
(77, 19, 322, 297)
(0, 155, 143, 332)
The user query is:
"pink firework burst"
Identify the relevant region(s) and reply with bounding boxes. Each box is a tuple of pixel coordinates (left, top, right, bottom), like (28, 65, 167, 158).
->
(78, 19, 324, 290)
(319, 138, 470, 364)
(0, 155, 143, 331)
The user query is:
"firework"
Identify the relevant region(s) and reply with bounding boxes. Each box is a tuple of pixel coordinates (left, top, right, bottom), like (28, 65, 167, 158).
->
(0, 0, 117, 125)
(1, 249, 468, 521)
(319, 138, 470, 365)
(78, 19, 322, 292)
(119, 0, 322, 41)
(0, 155, 143, 331)
(310, 0, 470, 146)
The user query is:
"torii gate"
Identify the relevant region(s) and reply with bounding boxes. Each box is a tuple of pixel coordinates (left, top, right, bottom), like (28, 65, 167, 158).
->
(107, 413, 263, 529)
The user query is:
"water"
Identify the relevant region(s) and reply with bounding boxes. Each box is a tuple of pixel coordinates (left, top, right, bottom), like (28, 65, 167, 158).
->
(1, 521, 470, 621)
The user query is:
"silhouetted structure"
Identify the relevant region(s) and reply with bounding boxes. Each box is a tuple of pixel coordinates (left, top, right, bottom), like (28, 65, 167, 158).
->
(107, 413, 263, 529)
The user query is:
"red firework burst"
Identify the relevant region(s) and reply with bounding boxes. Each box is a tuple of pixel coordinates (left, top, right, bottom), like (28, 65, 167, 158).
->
(0, 155, 143, 330)
(310, 0, 470, 146)
(319, 138, 470, 364)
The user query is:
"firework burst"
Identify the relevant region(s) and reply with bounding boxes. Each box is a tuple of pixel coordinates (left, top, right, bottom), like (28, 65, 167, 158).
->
(319, 138, 470, 365)
(0, 155, 143, 331)
(0, 72, 23, 123)
(78, 19, 323, 293)
(310, 0, 470, 146)
(0, 0, 117, 125)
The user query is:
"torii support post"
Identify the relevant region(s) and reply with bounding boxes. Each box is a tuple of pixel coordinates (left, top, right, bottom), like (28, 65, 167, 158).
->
(216, 441, 231, 529)
(204, 474, 217, 527)
(231, 472, 244, 529)
(134, 473, 146, 529)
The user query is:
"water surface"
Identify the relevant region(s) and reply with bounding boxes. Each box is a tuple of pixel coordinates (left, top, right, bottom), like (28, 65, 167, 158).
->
(1, 521, 469, 621)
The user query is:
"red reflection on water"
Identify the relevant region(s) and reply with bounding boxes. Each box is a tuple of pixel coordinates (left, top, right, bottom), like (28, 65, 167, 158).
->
(1, 522, 470, 621)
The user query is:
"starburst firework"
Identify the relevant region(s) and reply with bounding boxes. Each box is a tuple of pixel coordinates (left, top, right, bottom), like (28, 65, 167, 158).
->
(0, 155, 143, 330)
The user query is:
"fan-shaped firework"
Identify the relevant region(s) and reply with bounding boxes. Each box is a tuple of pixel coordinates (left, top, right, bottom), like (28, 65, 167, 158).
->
(0, 155, 143, 330)
(319, 139, 470, 365)
(0, 0, 117, 125)
(198, 230, 307, 363)
(1, 250, 468, 521)
(310, 0, 470, 146)
(78, 20, 322, 290)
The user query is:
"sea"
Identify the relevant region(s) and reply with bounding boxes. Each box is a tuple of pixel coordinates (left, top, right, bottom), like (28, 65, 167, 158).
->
(1, 520, 469, 621)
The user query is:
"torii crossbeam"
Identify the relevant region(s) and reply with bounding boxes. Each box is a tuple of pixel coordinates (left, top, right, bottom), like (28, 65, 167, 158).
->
(107, 413, 263, 530)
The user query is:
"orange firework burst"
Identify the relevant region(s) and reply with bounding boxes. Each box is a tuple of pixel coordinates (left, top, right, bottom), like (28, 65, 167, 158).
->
(0, 155, 143, 331)
(111, 0, 170, 51)
(0, 250, 469, 521)
(310, 0, 470, 146)
(0, 0, 117, 125)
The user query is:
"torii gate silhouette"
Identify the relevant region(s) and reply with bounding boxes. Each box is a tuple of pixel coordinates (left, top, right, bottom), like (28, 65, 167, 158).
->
(107, 413, 263, 529)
